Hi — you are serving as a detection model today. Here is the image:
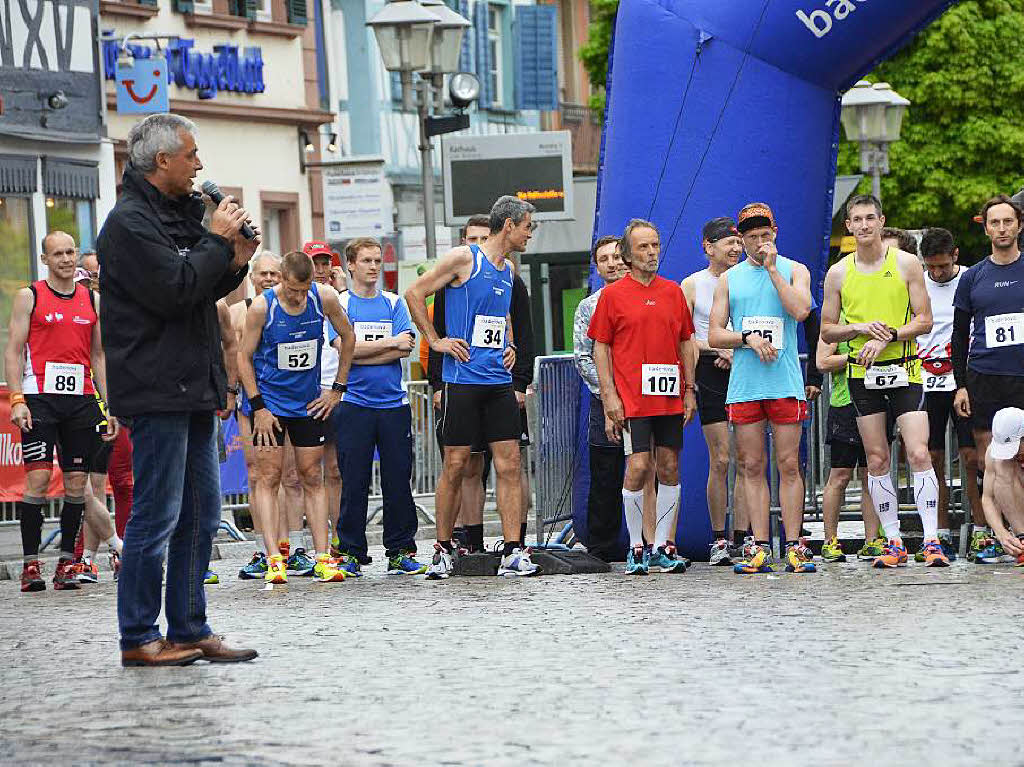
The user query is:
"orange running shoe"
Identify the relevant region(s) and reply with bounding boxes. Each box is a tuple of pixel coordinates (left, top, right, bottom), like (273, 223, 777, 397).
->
(278, 540, 290, 560)
(20, 560, 45, 592)
(872, 539, 908, 569)
(921, 539, 950, 568)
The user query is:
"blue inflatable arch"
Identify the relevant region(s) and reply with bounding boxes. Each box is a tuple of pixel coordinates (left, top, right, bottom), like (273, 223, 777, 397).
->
(579, 0, 959, 560)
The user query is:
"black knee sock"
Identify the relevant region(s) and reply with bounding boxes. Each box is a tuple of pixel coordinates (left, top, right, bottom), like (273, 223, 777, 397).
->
(18, 500, 44, 561)
(465, 524, 484, 552)
(519, 522, 528, 546)
(732, 529, 747, 547)
(503, 540, 522, 556)
(59, 500, 85, 559)
(713, 529, 727, 541)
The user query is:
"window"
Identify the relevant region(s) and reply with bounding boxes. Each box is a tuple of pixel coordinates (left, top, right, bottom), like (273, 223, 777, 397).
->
(0, 196, 35, 383)
(487, 3, 503, 107)
(45, 197, 95, 251)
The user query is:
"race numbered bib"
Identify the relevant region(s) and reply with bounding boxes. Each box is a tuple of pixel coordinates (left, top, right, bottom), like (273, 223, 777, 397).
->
(353, 321, 392, 343)
(984, 312, 1024, 348)
(864, 364, 909, 390)
(641, 363, 680, 396)
(742, 316, 785, 349)
(471, 315, 505, 348)
(277, 339, 317, 371)
(43, 362, 84, 395)
(924, 372, 956, 392)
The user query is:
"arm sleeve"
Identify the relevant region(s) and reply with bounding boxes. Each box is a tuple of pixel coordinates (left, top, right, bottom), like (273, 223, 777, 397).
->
(99, 212, 234, 319)
(803, 307, 824, 388)
(952, 307, 971, 389)
(427, 290, 446, 391)
(510, 276, 535, 392)
(572, 299, 601, 392)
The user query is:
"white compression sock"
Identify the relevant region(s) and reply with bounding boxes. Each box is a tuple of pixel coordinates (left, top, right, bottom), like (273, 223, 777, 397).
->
(621, 488, 644, 548)
(105, 534, 122, 555)
(914, 469, 940, 540)
(654, 483, 680, 548)
(82, 548, 96, 564)
(867, 473, 901, 541)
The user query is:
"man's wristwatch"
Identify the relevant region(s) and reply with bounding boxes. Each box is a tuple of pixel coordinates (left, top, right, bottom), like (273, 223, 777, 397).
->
(331, 382, 348, 393)
(740, 330, 753, 346)
(889, 327, 899, 343)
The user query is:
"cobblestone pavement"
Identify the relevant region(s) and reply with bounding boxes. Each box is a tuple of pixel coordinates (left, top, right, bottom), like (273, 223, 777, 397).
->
(1, 553, 1023, 766)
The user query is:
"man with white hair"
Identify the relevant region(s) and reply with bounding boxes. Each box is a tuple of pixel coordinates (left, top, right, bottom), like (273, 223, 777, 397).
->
(980, 407, 1024, 565)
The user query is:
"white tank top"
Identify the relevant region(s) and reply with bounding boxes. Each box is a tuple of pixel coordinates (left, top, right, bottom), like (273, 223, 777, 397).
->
(690, 268, 719, 344)
(917, 267, 963, 360)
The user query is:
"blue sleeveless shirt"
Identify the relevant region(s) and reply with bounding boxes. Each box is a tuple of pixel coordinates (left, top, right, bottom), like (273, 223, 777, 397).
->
(254, 283, 325, 417)
(442, 245, 514, 385)
(726, 255, 805, 404)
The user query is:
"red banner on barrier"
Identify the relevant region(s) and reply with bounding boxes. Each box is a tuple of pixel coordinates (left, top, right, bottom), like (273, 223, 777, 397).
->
(0, 386, 68, 501)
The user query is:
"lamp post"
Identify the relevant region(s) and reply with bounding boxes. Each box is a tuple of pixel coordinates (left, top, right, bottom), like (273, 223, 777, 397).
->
(840, 80, 910, 204)
(367, 0, 477, 261)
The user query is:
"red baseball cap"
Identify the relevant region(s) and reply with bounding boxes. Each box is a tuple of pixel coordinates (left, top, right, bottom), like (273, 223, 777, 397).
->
(303, 240, 340, 267)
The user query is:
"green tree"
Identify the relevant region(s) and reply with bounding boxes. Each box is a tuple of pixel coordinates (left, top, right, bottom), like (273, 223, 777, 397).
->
(581, 0, 1024, 258)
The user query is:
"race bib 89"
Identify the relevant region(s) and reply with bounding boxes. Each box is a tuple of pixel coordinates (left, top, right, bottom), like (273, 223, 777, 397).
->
(43, 362, 84, 395)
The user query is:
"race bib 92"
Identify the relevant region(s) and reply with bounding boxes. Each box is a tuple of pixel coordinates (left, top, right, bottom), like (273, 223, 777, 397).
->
(641, 364, 680, 396)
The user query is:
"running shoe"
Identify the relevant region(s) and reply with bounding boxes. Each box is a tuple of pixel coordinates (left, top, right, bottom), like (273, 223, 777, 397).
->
(20, 560, 45, 592)
(53, 559, 81, 590)
(975, 541, 1014, 564)
(109, 550, 121, 581)
(709, 539, 733, 566)
(625, 545, 649, 575)
(278, 541, 290, 560)
(330, 534, 341, 559)
(314, 554, 347, 582)
(733, 544, 773, 574)
(497, 547, 540, 577)
(238, 552, 268, 580)
(921, 539, 950, 568)
(425, 543, 455, 580)
(857, 536, 886, 560)
(337, 553, 363, 578)
(649, 545, 688, 573)
(785, 540, 817, 573)
(203, 570, 219, 584)
(739, 536, 760, 561)
(872, 539, 908, 569)
(75, 559, 99, 584)
(1016, 534, 1024, 567)
(286, 548, 316, 576)
(265, 554, 287, 584)
(387, 551, 428, 575)
(939, 533, 957, 562)
(967, 529, 990, 561)
(821, 537, 846, 563)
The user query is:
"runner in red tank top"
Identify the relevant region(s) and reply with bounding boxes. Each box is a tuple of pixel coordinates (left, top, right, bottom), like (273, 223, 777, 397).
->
(3, 231, 119, 592)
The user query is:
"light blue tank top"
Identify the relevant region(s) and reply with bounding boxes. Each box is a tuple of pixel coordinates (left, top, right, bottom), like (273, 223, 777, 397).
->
(442, 245, 514, 386)
(254, 283, 325, 417)
(726, 255, 805, 404)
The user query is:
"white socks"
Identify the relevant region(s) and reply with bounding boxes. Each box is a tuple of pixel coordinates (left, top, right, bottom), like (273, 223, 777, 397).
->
(106, 534, 123, 555)
(914, 469, 940, 540)
(867, 473, 901, 541)
(622, 488, 644, 548)
(654, 483, 680, 549)
(83, 548, 96, 564)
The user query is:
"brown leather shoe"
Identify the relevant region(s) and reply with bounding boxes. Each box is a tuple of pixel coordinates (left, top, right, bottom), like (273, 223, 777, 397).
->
(168, 635, 258, 663)
(121, 639, 203, 667)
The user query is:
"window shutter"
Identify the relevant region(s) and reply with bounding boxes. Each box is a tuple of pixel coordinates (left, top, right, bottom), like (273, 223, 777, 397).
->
(287, 0, 307, 25)
(173, 0, 194, 13)
(514, 4, 557, 110)
(138, 0, 159, 7)
(228, 0, 257, 19)
(473, 0, 491, 108)
(391, 71, 402, 104)
(458, 0, 472, 72)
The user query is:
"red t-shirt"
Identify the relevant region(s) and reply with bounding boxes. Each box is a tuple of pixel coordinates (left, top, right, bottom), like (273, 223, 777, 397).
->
(587, 274, 694, 418)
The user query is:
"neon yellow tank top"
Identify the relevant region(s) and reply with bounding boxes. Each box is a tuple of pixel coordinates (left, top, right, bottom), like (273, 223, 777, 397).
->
(840, 247, 920, 382)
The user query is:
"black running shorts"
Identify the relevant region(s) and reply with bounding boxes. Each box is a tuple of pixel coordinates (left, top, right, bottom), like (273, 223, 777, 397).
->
(924, 391, 975, 451)
(253, 415, 326, 448)
(965, 369, 1024, 434)
(440, 383, 520, 447)
(695, 355, 729, 426)
(848, 378, 924, 420)
(20, 394, 105, 472)
(622, 414, 684, 456)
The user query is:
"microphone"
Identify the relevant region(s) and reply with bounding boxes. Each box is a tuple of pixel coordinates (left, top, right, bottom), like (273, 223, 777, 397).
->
(201, 180, 256, 240)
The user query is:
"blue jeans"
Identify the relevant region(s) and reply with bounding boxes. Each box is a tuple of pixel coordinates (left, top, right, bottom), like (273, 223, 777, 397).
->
(336, 402, 418, 560)
(117, 412, 221, 650)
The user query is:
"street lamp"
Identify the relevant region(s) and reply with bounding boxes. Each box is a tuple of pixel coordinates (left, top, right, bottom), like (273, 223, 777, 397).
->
(840, 80, 911, 203)
(367, 0, 477, 262)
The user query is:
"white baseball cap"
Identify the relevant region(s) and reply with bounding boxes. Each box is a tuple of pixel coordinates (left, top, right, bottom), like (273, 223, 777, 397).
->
(988, 407, 1024, 460)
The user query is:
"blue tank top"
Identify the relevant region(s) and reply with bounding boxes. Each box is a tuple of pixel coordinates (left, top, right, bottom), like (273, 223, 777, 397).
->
(726, 255, 806, 404)
(254, 284, 325, 417)
(442, 245, 514, 385)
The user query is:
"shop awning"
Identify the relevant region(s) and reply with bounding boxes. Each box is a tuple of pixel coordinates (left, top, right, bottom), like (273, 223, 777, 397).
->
(0, 155, 38, 194)
(42, 158, 100, 200)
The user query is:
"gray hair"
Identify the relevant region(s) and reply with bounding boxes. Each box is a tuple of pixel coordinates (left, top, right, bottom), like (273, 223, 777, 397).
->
(489, 195, 536, 234)
(619, 218, 659, 265)
(251, 251, 282, 270)
(77, 249, 97, 266)
(127, 114, 198, 174)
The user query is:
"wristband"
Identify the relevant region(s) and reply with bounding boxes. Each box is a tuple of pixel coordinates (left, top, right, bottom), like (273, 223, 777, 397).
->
(508, 342, 517, 351)
(684, 384, 696, 391)
(9, 393, 26, 406)
(331, 382, 347, 394)
(740, 330, 753, 346)
(226, 386, 239, 396)
(249, 394, 267, 412)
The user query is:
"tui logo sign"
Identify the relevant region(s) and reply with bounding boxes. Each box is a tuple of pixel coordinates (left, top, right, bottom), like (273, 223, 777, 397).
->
(115, 55, 169, 114)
